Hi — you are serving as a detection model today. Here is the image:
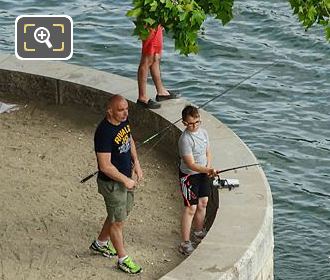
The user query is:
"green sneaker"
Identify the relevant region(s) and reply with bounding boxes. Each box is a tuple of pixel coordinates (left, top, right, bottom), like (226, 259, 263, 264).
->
(89, 240, 117, 257)
(117, 256, 142, 274)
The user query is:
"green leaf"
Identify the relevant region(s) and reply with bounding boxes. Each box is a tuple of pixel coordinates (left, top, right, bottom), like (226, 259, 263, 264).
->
(176, 4, 184, 13)
(144, 17, 156, 25)
(326, 0, 330, 10)
(126, 7, 142, 17)
(150, 1, 158, 11)
(165, 0, 174, 9)
(140, 29, 151, 40)
(184, 3, 194, 12)
(326, 26, 330, 40)
(307, 6, 317, 21)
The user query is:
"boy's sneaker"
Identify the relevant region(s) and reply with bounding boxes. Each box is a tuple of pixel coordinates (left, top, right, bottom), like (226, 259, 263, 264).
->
(192, 229, 207, 244)
(89, 240, 117, 257)
(179, 241, 194, 255)
(117, 256, 142, 274)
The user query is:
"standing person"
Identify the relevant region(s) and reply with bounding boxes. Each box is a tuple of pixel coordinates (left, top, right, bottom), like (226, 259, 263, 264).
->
(89, 94, 143, 274)
(178, 105, 218, 255)
(137, 24, 180, 109)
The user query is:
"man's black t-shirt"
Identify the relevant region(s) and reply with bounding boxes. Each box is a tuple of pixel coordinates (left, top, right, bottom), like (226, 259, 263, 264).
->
(94, 118, 132, 181)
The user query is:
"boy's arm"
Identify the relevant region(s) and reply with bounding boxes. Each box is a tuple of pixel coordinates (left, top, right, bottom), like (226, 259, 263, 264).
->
(182, 154, 213, 175)
(206, 145, 211, 168)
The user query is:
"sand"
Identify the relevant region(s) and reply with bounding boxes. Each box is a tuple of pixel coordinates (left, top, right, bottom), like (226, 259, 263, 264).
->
(0, 100, 185, 280)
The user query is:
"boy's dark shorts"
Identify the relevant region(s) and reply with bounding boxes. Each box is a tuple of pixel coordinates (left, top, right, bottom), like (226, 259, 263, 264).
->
(179, 171, 210, 207)
(97, 178, 134, 222)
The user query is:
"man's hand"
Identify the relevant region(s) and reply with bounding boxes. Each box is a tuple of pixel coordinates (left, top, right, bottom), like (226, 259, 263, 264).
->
(124, 178, 136, 190)
(133, 160, 143, 182)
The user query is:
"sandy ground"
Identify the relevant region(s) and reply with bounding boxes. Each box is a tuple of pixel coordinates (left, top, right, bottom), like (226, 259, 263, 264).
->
(0, 100, 185, 280)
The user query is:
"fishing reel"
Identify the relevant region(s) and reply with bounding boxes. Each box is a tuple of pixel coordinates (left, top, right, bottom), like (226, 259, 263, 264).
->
(213, 175, 239, 191)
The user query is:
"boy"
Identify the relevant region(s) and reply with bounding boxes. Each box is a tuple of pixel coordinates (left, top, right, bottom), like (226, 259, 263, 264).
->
(178, 105, 218, 255)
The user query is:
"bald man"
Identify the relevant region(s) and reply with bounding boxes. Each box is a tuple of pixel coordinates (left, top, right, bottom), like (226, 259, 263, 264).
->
(89, 95, 143, 274)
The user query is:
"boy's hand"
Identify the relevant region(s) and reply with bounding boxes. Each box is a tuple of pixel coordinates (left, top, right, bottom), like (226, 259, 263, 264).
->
(207, 168, 219, 177)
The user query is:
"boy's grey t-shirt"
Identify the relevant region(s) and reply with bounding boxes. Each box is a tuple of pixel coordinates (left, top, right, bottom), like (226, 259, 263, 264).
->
(178, 128, 209, 175)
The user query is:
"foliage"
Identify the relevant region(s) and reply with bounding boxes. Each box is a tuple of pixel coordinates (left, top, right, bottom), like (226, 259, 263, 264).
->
(289, 0, 330, 40)
(127, 0, 329, 55)
(126, 0, 233, 55)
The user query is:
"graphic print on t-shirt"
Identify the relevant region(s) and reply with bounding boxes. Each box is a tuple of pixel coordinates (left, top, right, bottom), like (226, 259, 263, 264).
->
(114, 124, 131, 153)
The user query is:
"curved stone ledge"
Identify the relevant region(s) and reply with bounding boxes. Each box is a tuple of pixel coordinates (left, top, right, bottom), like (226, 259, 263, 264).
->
(0, 54, 273, 280)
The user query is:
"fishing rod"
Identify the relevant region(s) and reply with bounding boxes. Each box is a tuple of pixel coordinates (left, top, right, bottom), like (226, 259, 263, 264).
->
(213, 163, 261, 190)
(131, 60, 279, 156)
(138, 61, 278, 148)
(217, 163, 260, 174)
(80, 171, 98, 184)
(80, 62, 276, 183)
(197, 61, 277, 109)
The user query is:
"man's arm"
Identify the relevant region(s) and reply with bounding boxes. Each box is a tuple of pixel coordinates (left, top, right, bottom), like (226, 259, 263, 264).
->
(96, 152, 135, 189)
(130, 137, 139, 164)
(130, 137, 143, 181)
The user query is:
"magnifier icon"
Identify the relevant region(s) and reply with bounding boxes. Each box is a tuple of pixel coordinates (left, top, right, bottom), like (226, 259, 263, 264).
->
(34, 27, 53, 48)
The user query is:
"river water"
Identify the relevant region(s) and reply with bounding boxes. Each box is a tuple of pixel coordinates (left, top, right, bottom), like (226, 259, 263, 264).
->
(0, 1, 329, 279)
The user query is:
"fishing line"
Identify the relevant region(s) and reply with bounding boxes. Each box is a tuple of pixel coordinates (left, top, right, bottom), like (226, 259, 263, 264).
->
(80, 61, 276, 183)
(217, 163, 260, 174)
(301, 188, 330, 199)
(138, 60, 278, 148)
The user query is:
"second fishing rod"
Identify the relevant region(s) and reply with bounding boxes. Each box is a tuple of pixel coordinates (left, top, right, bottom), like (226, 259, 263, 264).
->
(80, 61, 276, 183)
(136, 61, 277, 148)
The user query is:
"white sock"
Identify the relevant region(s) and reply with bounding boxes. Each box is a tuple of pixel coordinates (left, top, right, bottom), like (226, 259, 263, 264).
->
(118, 255, 128, 264)
(194, 230, 205, 237)
(96, 239, 108, 247)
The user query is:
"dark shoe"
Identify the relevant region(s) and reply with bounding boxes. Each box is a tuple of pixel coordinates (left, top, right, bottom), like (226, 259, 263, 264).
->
(136, 99, 161, 109)
(156, 90, 181, 102)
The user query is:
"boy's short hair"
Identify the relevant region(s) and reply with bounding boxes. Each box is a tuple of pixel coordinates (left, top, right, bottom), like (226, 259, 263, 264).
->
(182, 105, 200, 121)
